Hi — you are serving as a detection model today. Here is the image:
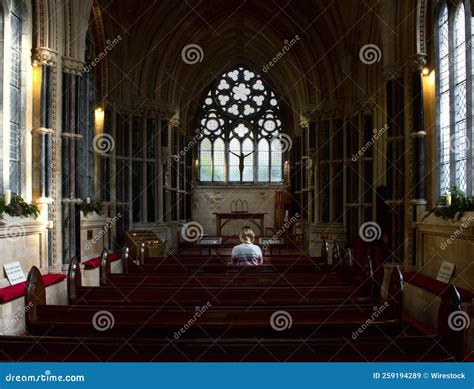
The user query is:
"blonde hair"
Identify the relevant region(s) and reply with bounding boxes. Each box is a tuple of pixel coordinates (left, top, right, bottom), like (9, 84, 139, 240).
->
(239, 226, 255, 244)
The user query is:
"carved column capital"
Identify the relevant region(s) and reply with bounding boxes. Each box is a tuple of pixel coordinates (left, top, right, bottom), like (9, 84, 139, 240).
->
(62, 57, 85, 75)
(32, 47, 58, 67)
(169, 117, 180, 127)
(300, 117, 309, 128)
(409, 54, 427, 71)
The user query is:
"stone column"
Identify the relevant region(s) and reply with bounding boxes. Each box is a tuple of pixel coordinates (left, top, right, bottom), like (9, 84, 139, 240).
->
(61, 61, 85, 265)
(409, 56, 428, 270)
(383, 64, 405, 264)
(410, 57, 428, 213)
(300, 118, 312, 224)
(32, 48, 58, 270)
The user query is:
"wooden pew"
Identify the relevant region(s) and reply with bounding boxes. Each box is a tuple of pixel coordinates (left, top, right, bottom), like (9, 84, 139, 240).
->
(437, 283, 469, 361)
(114, 240, 352, 270)
(144, 254, 325, 265)
(103, 273, 350, 288)
(0, 334, 459, 362)
(100, 250, 358, 284)
(127, 261, 332, 275)
(16, 269, 465, 361)
(72, 286, 373, 306)
(18, 259, 468, 361)
(76, 257, 375, 306)
(26, 264, 401, 339)
(120, 248, 353, 278)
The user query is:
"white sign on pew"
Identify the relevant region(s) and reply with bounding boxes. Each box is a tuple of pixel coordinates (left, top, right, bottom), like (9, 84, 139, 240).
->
(436, 261, 455, 284)
(4, 262, 26, 285)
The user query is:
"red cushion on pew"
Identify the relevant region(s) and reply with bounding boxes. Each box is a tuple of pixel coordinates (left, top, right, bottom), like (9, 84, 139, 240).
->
(0, 273, 66, 303)
(107, 253, 122, 262)
(83, 257, 100, 269)
(42, 273, 67, 287)
(403, 272, 473, 301)
(83, 253, 122, 269)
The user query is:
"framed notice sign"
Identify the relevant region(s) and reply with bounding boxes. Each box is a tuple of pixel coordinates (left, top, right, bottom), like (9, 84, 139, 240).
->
(4, 261, 26, 285)
(436, 261, 455, 284)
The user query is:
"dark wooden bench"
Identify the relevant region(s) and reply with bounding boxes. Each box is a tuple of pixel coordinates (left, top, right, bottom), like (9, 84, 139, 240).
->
(73, 287, 373, 306)
(24, 264, 402, 339)
(15, 257, 468, 361)
(18, 263, 467, 361)
(124, 244, 332, 272)
(70, 257, 374, 306)
(103, 273, 350, 288)
(143, 254, 325, 266)
(0, 334, 460, 362)
(116, 246, 358, 280)
(125, 261, 332, 275)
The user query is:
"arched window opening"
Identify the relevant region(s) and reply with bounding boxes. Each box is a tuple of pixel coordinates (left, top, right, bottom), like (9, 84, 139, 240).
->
(198, 66, 284, 184)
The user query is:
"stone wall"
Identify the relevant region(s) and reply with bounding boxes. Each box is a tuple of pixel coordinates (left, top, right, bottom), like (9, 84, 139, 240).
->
(192, 186, 282, 236)
(80, 212, 110, 261)
(0, 215, 48, 286)
(415, 212, 474, 290)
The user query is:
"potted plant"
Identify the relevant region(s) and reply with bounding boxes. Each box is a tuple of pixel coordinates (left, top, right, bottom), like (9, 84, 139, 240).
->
(80, 198, 103, 217)
(0, 193, 40, 219)
(423, 186, 474, 221)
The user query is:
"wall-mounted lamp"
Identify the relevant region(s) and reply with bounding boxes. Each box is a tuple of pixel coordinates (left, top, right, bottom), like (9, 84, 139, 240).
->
(422, 66, 430, 76)
(194, 159, 199, 169)
(95, 106, 105, 132)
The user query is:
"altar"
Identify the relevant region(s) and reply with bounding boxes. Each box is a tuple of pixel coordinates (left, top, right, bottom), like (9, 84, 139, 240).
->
(213, 212, 266, 237)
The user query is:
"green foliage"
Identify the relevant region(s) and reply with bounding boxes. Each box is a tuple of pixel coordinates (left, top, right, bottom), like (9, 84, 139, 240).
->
(80, 198, 103, 217)
(0, 193, 40, 218)
(425, 186, 474, 221)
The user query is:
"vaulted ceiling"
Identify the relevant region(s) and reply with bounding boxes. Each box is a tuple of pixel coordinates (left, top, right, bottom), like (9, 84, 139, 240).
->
(95, 0, 420, 131)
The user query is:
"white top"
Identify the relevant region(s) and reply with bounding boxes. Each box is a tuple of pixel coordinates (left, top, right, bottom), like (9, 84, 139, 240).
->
(231, 243, 263, 266)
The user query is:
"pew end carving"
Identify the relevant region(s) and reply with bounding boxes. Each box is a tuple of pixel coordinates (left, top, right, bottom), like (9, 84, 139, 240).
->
(99, 249, 110, 286)
(25, 266, 46, 330)
(67, 257, 82, 304)
(121, 247, 130, 273)
(122, 246, 143, 273)
(341, 248, 354, 283)
(332, 243, 341, 269)
(438, 284, 467, 361)
(386, 266, 403, 325)
(320, 237, 329, 265)
(363, 254, 375, 302)
(139, 242, 146, 265)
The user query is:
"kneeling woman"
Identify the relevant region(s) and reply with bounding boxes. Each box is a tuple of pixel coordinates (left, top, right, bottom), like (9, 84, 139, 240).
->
(231, 226, 263, 266)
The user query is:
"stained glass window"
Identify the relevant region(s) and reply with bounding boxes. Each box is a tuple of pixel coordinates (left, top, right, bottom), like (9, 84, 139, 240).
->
(9, 6, 22, 194)
(199, 138, 212, 181)
(198, 66, 284, 183)
(438, 4, 450, 195)
(436, 2, 473, 196)
(454, 3, 467, 192)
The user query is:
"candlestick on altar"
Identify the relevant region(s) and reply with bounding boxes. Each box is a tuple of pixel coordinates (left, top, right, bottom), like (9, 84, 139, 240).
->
(4, 190, 11, 206)
(445, 191, 451, 207)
